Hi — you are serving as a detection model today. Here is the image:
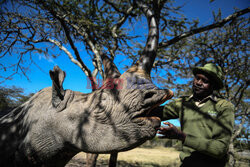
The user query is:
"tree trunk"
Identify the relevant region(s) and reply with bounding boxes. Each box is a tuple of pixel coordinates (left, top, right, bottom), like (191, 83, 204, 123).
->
(86, 153, 99, 167)
(227, 142, 236, 167)
(109, 153, 118, 167)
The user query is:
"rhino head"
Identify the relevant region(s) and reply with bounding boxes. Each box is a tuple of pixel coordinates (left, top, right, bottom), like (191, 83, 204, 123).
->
(73, 66, 173, 153)
(51, 58, 173, 152)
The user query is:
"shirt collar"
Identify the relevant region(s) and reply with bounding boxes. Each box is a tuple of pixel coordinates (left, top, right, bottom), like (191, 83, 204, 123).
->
(188, 93, 218, 104)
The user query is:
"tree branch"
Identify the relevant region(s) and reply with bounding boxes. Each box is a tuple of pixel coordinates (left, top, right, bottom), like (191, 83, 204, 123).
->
(47, 39, 91, 76)
(232, 109, 249, 141)
(234, 83, 249, 108)
(69, 22, 104, 78)
(110, 6, 134, 58)
(159, 7, 250, 48)
(60, 18, 104, 78)
(47, 38, 99, 91)
(136, 2, 160, 74)
(40, 2, 104, 79)
(57, 17, 87, 72)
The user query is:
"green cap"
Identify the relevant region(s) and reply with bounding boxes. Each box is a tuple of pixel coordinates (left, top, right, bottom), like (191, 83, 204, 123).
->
(193, 63, 224, 90)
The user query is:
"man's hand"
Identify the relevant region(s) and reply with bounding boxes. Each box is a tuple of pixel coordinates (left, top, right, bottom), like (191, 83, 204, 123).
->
(157, 122, 186, 142)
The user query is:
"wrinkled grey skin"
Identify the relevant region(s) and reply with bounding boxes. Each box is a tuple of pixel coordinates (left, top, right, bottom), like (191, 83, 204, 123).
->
(0, 66, 173, 166)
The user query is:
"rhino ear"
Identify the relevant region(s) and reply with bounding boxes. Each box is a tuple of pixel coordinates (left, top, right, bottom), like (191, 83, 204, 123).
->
(49, 65, 66, 107)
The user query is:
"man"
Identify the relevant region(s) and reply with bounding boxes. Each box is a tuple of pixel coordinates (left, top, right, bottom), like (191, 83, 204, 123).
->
(157, 63, 235, 167)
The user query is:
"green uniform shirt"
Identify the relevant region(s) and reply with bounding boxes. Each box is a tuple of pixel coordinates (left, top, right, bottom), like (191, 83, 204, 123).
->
(163, 94, 235, 166)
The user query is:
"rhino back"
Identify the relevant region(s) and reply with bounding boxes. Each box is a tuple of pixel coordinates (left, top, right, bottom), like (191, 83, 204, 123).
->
(0, 87, 62, 165)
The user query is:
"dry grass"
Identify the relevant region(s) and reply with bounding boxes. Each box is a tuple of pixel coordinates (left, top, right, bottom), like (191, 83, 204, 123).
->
(67, 147, 180, 167)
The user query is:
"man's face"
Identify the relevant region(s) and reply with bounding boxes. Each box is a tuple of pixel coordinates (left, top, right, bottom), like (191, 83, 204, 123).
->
(192, 73, 213, 98)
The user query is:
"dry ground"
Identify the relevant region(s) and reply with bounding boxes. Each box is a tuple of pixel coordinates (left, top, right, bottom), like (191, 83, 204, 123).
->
(66, 147, 181, 167)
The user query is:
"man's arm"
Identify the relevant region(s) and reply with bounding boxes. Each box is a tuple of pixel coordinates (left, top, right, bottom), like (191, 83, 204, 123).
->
(162, 98, 182, 120)
(151, 98, 181, 120)
(157, 98, 184, 140)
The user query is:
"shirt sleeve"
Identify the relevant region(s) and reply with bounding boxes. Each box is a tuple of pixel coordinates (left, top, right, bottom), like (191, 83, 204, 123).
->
(162, 98, 182, 120)
(183, 100, 235, 159)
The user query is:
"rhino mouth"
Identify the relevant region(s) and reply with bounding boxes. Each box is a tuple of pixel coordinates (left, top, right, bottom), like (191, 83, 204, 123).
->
(147, 92, 174, 113)
(133, 91, 174, 129)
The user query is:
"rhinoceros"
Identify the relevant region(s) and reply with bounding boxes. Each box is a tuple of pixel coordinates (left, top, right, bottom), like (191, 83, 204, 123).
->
(0, 2, 173, 167)
(0, 63, 173, 166)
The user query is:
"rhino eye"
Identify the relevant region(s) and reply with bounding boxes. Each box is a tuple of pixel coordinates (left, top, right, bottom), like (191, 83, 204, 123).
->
(144, 92, 155, 99)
